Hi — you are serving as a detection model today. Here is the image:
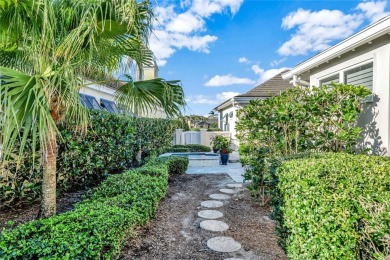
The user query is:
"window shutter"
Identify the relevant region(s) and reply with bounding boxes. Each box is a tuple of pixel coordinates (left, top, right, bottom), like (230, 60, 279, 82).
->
(344, 63, 373, 90)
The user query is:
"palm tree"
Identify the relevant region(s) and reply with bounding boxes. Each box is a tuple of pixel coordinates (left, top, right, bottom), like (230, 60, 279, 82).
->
(0, 0, 185, 217)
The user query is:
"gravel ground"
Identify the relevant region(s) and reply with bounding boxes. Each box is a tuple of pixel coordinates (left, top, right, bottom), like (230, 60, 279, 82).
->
(121, 174, 286, 260)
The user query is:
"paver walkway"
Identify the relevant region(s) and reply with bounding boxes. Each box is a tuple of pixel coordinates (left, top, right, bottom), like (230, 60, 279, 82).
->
(186, 151, 245, 183)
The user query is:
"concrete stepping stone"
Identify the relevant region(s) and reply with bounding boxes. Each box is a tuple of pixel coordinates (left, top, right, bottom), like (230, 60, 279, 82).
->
(200, 220, 229, 232)
(198, 210, 223, 219)
(201, 200, 223, 208)
(227, 183, 243, 188)
(207, 236, 241, 252)
(209, 193, 231, 200)
(220, 188, 238, 194)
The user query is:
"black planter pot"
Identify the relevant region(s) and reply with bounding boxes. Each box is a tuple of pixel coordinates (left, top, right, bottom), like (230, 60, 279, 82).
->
(220, 153, 229, 165)
(213, 148, 219, 153)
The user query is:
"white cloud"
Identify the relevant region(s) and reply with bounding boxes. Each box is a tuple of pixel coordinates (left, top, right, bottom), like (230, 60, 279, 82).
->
(251, 65, 290, 84)
(270, 57, 286, 67)
(277, 1, 389, 56)
(150, 1, 244, 66)
(216, 91, 240, 100)
(238, 57, 250, 63)
(357, 1, 389, 23)
(191, 0, 244, 18)
(204, 74, 256, 87)
(187, 91, 240, 105)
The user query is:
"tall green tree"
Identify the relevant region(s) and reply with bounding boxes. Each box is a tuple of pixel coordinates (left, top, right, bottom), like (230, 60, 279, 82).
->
(0, 0, 185, 217)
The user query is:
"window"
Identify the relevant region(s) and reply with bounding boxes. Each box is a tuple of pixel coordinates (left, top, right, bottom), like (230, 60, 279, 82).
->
(344, 62, 373, 90)
(319, 74, 339, 86)
(79, 94, 102, 110)
(101, 99, 119, 114)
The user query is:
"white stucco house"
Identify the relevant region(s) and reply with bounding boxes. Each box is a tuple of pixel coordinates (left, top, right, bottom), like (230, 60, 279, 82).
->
(214, 71, 293, 147)
(79, 61, 167, 118)
(282, 15, 390, 155)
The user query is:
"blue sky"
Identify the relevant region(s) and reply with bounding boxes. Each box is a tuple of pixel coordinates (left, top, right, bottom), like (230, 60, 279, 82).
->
(149, 0, 390, 116)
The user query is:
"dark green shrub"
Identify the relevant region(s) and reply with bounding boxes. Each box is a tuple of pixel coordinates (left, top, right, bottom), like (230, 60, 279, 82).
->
(236, 84, 371, 204)
(57, 110, 136, 188)
(0, 156, 186, 259)
(133, 117, 181, 159)
(184, 144, 211, 152)
(147, 156, 189, 175)
(165, 147, 191, 153)
(207, 127, 222, 131)
(0, 111, 179, 208)
(270, 153, 390, 259)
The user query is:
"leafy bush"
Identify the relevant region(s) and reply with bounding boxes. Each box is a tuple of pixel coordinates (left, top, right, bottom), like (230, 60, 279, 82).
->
(1, 111, 179, 208)
(165, 147, 191, 153)
(57, 110, 136, 188)
(236, 84, 371, 202)
(0, 156, 185, 259)
(207, 127, 222, 132)
(270, 153, 390, 259)
(133, 117, 181, 159)
(169, 144, 211, 152)
(147, 156, 189, 175)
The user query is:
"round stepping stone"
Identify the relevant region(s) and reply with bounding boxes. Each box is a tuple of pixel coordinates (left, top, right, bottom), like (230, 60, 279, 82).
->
(200, 220, 229, 232)
(201, 200, 223, 208)
(227, 183, 243, 188)
(198, 210, 223, 219)
(220, 188, 237, 194)
(207, 236, 241, 252)
(209, 194, 231, 200)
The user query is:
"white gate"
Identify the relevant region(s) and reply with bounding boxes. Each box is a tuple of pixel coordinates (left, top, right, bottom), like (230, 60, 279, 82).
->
(181, 131, 200, 145)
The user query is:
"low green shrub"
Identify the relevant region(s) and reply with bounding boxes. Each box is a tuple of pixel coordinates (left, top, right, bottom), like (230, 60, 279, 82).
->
(1, 111, 179, 208)
(207, 128, 222, 132)
(0, 156, 186, 259)
(270, 153, 390, 259)
(171, 144, 211, 152)
(147, 156, 189, 175)
(165, 147, 190, 153)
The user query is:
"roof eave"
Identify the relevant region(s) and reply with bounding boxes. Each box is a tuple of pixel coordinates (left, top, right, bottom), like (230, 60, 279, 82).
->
(282, 15, 390, 80)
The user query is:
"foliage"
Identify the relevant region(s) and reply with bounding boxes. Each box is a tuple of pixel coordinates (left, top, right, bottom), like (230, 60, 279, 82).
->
(207, 127, 222, 131)
(170, 144, 211, 152)
(236, 83, 371, 199)
(0, 111, 178, 208)
(270, 153, 390, 259)
(133, 117, 181, 159)
(0, 156, 186, 259)
(210, 135, 232, 154)
(165, 147, 191, 153)
(146, 156, 189, 175)
(0, 0, 185, 216)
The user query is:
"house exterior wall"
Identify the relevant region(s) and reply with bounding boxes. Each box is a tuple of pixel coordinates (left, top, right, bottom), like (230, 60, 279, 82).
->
(217, 105, 240, 149)
(79, 84, 116, 102)
(309, 35, 390, 155)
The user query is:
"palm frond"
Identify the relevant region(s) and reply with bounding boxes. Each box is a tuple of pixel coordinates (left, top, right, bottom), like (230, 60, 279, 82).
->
(115, 76, 186, 118)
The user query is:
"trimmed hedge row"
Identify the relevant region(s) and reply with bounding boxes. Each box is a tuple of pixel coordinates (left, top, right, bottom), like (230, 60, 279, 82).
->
(166, 144, 211, 153)
(1, 110, 179, 208)
(270, 153, 390, 259)
(0, 156, 189, 259)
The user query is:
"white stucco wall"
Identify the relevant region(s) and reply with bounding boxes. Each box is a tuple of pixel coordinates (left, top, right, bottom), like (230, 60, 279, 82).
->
(218, 105, 240, 148)
(309, 36, 390, 155)
(79, 84, 116, 102)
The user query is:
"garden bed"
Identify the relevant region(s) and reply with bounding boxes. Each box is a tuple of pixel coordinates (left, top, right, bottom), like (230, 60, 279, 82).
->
(122, 174, 286, 259)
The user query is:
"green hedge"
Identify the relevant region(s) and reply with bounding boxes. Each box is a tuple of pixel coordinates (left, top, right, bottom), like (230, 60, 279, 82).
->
(169, 144, 211, 152)
(0, 156, 188, 259)
(165, 147, 190, 153)
(0, 110, 179, 208)
(147, 156, 189, 175)
(270, 153, 390, 259)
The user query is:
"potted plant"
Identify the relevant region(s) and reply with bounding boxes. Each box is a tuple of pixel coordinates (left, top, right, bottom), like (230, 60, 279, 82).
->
(210, 135, 232, 165)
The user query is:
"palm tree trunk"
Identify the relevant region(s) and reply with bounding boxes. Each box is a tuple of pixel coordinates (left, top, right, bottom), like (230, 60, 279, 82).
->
(39, 127, 57, 218)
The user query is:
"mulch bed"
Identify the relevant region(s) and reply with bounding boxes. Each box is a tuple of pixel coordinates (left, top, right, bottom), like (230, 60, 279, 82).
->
(121, 174, 286, 260)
